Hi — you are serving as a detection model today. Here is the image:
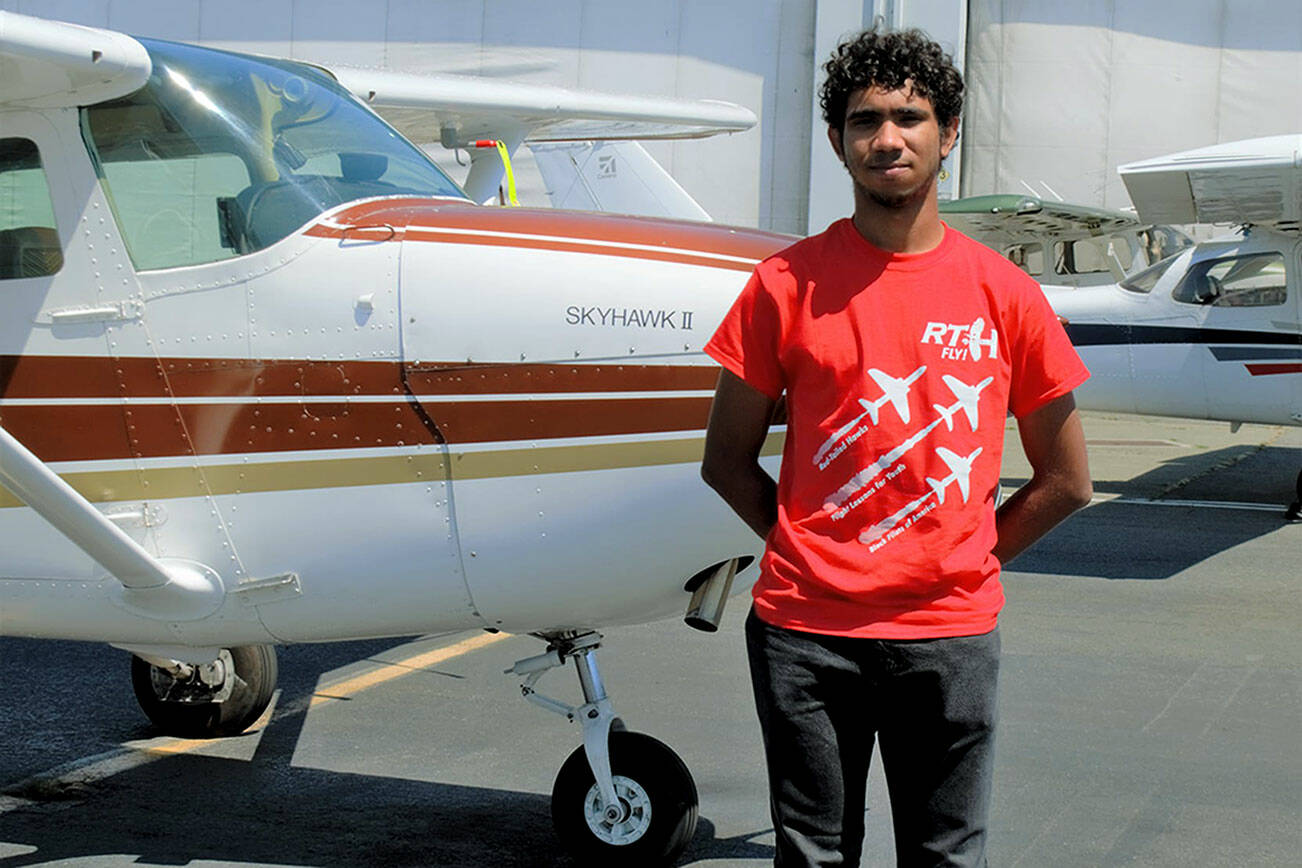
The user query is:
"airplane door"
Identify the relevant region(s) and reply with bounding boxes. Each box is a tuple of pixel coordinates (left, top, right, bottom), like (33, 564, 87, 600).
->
(1175, 245, 1300, 426)
(1126, 257, 1211, 420)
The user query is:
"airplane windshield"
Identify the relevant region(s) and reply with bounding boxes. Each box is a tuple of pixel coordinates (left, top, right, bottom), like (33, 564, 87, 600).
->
(81, 39, 466, 270)
(1119, 251, 1183, 294)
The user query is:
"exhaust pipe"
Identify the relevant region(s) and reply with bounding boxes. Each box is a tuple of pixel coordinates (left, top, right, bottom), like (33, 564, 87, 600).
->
(684, 558, 738, 633)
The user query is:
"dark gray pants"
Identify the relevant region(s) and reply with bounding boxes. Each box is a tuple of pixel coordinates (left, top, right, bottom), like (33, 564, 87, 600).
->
(746, 609, 1000, 868)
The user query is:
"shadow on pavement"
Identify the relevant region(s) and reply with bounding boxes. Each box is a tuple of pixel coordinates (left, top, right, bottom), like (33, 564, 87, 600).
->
(1004, 443, 1298, 580)
(0, 637, 774, 867)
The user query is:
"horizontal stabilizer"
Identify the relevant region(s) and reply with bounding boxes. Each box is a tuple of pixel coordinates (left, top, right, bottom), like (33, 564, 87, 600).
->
(926, 476, 948, 505)
(1119, 135, 1302, 227)
(0, 11, 151, 107)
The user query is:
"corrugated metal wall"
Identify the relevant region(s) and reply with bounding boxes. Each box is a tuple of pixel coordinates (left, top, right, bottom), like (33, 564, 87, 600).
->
(963, 0, 1302, 209)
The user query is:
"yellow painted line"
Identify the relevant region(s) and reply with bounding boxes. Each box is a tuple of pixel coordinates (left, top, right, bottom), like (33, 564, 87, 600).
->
(0, 632, 515, 802)
(136, 633, 512, 754)
(308, 631, 509, 708)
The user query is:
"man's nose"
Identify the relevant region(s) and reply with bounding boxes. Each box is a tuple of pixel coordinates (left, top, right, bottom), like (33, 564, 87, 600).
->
(873, 121, 904, 151)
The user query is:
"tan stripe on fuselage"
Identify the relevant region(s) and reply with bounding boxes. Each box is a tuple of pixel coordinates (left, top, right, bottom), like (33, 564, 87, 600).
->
(0, 432, 786, 509)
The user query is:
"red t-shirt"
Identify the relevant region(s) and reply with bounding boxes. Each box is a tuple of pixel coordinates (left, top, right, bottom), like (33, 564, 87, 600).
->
(705, 219, 1089, 639)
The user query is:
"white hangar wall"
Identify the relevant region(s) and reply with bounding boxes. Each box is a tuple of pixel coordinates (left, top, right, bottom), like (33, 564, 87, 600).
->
(2, 0, 820, 234)
(963, 0, 1302, 209)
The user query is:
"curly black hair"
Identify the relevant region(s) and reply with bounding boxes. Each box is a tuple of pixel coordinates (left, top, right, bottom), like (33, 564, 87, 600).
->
(819, 28, 963, 131)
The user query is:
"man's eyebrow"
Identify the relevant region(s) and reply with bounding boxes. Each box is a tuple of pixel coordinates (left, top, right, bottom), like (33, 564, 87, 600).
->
(845, 105, 930, 121)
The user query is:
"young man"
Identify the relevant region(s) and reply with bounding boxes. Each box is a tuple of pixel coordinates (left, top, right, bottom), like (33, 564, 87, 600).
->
(701, 28, 1093, 868)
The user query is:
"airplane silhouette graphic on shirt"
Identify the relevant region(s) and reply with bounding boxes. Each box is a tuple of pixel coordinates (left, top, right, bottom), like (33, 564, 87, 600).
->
(823, 373, 995, 513)
(926, 445, 984, 504)
(858, 446, 984, 546)
(813, 365, 926, 467)
(933, 375, 995, 431)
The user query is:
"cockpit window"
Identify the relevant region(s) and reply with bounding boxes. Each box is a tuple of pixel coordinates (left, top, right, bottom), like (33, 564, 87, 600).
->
(1171, 252, 1287, 307)
(80, 39, 465, 271)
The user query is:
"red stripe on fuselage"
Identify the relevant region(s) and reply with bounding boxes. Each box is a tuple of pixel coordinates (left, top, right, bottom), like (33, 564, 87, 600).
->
(1245, 363, 1302, 376)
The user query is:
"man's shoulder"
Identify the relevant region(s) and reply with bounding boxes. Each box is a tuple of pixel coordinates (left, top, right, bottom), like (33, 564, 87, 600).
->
(759, 219, 846, 271)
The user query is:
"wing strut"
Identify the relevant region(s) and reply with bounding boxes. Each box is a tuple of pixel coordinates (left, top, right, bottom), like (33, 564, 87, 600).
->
(0, 423, 222, 619)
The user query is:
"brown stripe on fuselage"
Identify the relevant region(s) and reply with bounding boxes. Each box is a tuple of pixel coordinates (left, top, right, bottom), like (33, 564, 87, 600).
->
(0, 355, 720, 400)
(0, 395, 715, 462)
(307, 198, 793, 265)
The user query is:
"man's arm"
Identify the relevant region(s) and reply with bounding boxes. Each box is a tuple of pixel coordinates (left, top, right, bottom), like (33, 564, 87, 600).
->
(993, 391, 1093, 564)
(701, 369, 779, 540)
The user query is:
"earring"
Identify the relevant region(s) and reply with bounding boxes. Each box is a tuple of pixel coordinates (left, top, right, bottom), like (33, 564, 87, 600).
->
(939, 168, 950, 181)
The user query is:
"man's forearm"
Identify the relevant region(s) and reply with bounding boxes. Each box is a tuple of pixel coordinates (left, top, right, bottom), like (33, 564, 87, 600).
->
(703, 462, 778, 540)
(992, 473, 1091, 564)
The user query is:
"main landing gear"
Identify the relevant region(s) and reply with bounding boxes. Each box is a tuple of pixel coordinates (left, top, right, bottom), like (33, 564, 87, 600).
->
(129, 645, 278, 738)
(507, 632, 698, 866)
(1286, 469, 1302, 522)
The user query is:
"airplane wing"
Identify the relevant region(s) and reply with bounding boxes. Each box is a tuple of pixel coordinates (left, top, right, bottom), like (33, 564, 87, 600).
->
(326, 66, 756, 149)
(0, 11, 150, 107)
(940, 194, 1142, 246)
(322, 66, 755, 204)
(1119, 135, 1302, 227)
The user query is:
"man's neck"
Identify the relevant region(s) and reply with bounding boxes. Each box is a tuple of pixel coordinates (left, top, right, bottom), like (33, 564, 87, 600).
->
(849, 187, 946, 254)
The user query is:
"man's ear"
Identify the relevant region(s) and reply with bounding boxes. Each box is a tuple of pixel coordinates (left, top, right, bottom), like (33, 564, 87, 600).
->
(827, 125, 845, 163)
(940, 116, 960, 159)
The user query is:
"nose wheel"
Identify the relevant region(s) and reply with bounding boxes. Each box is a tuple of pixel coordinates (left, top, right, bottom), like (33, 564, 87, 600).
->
(552, 730, 698, 865)
(508, 633, 698, 865)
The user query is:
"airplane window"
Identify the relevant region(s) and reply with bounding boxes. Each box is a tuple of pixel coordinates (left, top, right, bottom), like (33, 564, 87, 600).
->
(1003, 243, 1043, 276)
(1171, 252, 1287, 307)
(1053, 236, 1130, 275)
(0, 138, 63, 280)
(80, 39, 467, 271)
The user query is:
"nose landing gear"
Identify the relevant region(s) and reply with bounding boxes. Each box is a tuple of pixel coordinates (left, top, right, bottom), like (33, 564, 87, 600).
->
(507, 632, 698, 866)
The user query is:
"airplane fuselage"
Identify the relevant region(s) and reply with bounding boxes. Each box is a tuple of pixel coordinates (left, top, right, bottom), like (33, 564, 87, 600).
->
(1047, 231, 1302, 428)
(0, 92, 792, 647)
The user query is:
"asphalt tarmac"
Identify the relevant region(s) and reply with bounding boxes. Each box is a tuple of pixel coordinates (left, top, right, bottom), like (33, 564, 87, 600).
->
(1, 411, 1299, 867)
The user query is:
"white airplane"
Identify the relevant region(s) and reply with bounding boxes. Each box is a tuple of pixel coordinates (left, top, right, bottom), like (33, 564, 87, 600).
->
(0, 12, 782, 864)
(926, 446, 983, 505)
(933, 374, 995, 432)
(945, 141, 1302, 520)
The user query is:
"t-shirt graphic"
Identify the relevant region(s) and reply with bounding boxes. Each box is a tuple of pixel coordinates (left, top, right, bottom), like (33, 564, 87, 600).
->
(705, 220, 1089, 639)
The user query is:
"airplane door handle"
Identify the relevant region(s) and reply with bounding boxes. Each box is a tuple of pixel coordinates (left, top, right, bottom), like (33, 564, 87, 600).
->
(45, 299, 144, 324)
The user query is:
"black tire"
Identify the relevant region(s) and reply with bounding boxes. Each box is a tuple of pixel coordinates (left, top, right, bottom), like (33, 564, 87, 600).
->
(551, 731, 698, 867)
(130, 645, 278, 738)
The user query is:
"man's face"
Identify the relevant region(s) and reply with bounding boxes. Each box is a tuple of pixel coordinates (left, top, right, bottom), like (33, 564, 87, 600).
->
(829, 83, 959, 210)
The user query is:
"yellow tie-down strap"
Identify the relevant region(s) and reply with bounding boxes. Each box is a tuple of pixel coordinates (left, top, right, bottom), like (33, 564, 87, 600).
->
(474, 139, 519, 206)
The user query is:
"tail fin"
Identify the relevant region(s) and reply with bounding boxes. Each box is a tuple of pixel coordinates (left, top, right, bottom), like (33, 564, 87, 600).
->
(933, 403, 955, 431)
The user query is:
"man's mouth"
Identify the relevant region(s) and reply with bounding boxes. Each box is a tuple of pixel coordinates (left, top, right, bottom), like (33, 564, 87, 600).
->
(869, 162, 909, 176)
